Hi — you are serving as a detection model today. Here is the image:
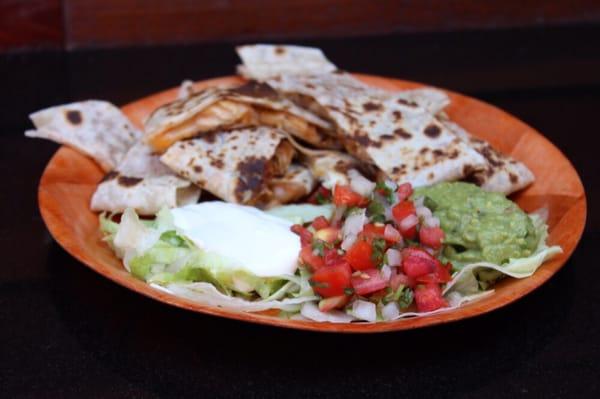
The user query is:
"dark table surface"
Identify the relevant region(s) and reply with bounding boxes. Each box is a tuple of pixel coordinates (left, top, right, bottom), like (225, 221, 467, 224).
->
(1, 25, 599, 399)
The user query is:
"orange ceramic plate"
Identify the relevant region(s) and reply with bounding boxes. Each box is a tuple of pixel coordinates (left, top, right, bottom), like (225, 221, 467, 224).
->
(38, 74, 586, 333)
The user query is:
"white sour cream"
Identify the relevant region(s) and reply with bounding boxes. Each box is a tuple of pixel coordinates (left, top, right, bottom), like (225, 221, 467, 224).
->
(170, 202, 300, 277)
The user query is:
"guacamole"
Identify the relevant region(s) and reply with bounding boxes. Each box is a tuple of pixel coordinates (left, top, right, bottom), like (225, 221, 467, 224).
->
(414, 182, 540, 265)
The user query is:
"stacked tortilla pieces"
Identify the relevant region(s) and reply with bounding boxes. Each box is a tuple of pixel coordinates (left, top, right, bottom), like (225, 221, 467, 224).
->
(26, 44, 534, 215)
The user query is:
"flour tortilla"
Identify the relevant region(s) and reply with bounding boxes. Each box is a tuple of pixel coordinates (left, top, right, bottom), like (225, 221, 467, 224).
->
(236, 44, 337, 80)
(321, 91, 488, 187)
(144, 81, 335, 152)
(90, 142, 201, 215)
(442, 119, 535, 194)
(25, 100, 141, 171)
(160, 127, 296, 206)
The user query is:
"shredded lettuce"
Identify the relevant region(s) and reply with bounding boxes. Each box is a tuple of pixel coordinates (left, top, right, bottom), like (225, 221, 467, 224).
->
(266, 204, 333, 224)
(100, 207, 316, 309)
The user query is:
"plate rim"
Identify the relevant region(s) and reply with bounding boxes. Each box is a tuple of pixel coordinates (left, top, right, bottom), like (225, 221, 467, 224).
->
(37, 73, 587, 333)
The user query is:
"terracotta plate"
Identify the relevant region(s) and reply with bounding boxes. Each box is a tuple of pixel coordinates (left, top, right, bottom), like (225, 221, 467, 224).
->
(38, 75, 586, 333)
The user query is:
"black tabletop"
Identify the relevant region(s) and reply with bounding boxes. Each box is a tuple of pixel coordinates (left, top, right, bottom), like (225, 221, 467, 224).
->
(1, 25, 599, 399)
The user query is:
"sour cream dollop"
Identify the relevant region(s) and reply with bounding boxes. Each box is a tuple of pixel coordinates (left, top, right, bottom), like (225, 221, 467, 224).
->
(170, 202, 300, 277)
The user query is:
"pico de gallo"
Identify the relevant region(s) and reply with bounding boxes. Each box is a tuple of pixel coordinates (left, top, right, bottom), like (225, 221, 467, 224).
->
(291, 180, 452, 320)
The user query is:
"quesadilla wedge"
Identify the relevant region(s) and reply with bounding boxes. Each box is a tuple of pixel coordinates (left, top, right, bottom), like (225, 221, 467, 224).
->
(236, 44, 338, 80)
(25, 100, 141, 171)
(91, 142, 201, 215)
(441, 119, 535, 194)
(160, 127, 297, 206)
(144, 81, 337, 152)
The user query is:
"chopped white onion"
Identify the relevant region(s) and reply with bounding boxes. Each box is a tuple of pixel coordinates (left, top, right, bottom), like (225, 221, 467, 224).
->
(301, 302, 356, 323)
(350, 300, 377, 322)
(341, 209, 367, 250)
(416, 205, 432, 220)
(348, 169, 376, 197)
(385, 248, 402, 266)
(381, 265, 392, 281)
(400, 214, 419, 231)
(381, 302, 400, 321)
(424, 216, 440, 228)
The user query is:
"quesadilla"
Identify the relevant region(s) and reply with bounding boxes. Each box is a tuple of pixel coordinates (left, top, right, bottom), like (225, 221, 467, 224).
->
(236, 44, 337, 80)
(441, 119, 535, 194)
(269, 164, 316, 205)
(90, 142, 201, 215)
(144, 81, 337, 152)
(160, 127, 297, 206)
(25, 100, 141, 171)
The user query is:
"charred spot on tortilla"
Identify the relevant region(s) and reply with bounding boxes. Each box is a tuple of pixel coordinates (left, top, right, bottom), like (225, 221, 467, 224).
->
(463, 172, 484, 186)
(480, 145, 504, 167)
(380, 134, 395, 141)
(394, 128, 412, 139)
(362, 102, 383, 112)
(354, 133, 381, 148)
(428, 172, 435, 180)
(117, 176, 143, 187)
(274, 46, 286, 55)
(100, 171, 119, 183)
(210, 158, 225, 169)
(231, 81, 279, 101)
(65, 110, 82, 125)
(392, 110, 402, 121)
(424, 124, 441, 138)
(448, 150, 460, 159)
(397, 98, 418, 107)
(432, 149, 445, 157)
(305, 83, 316, 89)
(193, 165, 203, 173)
(235, 156, 268, 202)
(509, 173, 519, 184)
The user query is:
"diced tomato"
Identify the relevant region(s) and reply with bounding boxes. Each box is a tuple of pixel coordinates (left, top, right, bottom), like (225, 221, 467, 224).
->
(333, 185, 368, 207)
(360, 223, 386, 242)
(401, 247, 439, 278)
(416, 261, 452, 284)
(291, 224, 312, 246)
(392, 200, 417, 239)
(383, 224, 402, 243)
(311, 216, 330, 230)
(390, 273, 416, 290)
(310, 263, 352, 298)
(414, 283, 448, 312)
(396, 183, 413, 202)
(323, 248, 345, 267)
(345, 240, 375, 270)
(419, 226, 445, 249)
(351, 269, 388, 296)
(314, 227, 340, 244)
(318, 295, 349, 312)
(308, 186, 332, 204)
(300, 245, 325, 270)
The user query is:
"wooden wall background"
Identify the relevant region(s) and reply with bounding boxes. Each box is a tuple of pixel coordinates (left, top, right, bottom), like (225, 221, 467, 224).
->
(2, 0, 600, 51)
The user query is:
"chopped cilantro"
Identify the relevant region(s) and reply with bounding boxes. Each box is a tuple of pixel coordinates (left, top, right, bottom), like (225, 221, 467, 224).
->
(367, 199, 386, 222)
(371, 237, 386, 267)
(398, 288, 414, 309)
(316, 191, 330, 204)
(375, 181, 397, 204)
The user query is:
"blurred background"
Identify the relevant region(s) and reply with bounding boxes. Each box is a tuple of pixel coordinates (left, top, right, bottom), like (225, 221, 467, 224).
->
(2, 0, 600, 51)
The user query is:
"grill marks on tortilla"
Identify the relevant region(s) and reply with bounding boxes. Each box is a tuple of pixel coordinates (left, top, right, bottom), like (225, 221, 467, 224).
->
(118, 176, 143, 187)
(65, 110, 82, 125)
(424, 124, 441, 138)
(235, 156, 269, 202)
(230, 81, 279, 101)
